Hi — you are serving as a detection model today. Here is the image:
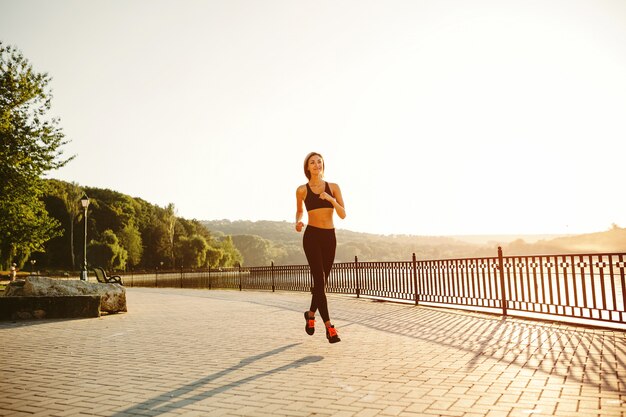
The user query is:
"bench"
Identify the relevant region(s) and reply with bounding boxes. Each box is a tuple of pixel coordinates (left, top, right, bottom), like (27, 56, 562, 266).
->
(92, 267, 124, 285)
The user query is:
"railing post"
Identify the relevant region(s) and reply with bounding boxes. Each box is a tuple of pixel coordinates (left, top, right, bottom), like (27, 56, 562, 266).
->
(355, 256, 360, 298)
(498, 246, 508, 317)
(271, 261, 275, 292)
(208, 267, 211, 290)
(155, 267, 158, 288)
(412, 253, 419, 305)
(180, 266, 184, 288)
(238, 263, 242, 291)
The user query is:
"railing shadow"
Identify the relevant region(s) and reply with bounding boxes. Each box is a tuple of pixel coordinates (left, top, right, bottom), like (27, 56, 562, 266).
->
(111, 342, 322, 417)
(339, 301, 625, 393)
(185, 290, 625, 393)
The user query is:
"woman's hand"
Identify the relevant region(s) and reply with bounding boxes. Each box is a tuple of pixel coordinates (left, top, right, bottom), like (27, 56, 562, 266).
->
(319, 192, 336, 204)
(295, 221, 304, 232)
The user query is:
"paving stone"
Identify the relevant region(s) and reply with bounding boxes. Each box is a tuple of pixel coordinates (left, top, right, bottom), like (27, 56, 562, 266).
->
(0, 288, 624, 417)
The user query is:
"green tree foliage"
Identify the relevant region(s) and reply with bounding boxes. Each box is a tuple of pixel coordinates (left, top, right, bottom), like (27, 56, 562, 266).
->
(163, 203, 177, 266)
(84, 187, 139, 234)
(0, 43, 72, 269)
(87, 229, 127, 270)
(39, 179, 243, 271)
(231, 235, 267, 266)
(176, 234, 209, 268)
(137, 201, 171, 268)
(217, 236, 243, 267)
(231, 234, 276, 266)
(117, 223, 143, 268)
(205, 246, 224, 268)
(45, 179, 83, 268)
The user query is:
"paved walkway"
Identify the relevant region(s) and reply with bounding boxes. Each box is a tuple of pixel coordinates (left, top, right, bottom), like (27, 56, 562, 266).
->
(0, 288, 624, 417)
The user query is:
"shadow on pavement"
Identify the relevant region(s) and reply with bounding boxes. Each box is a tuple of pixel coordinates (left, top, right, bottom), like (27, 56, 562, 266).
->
(341, 302, 626, 393)
(111, 342, 323, 417)
(138, 289, 626, 393)
(183, 289, 625, 393)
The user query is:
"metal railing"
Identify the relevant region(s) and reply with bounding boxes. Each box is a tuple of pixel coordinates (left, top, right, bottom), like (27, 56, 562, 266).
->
(119, 247, 626, 329)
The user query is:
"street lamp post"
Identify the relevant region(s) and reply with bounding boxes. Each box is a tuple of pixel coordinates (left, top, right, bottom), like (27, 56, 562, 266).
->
(80, 194, 90, 281)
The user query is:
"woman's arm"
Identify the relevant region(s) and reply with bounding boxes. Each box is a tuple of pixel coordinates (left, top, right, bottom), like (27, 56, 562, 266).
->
(295, 185, 306, 232)
(321, 183, 346, 219)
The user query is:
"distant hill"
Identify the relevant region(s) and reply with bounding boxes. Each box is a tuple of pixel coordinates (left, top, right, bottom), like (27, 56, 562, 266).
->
(450, 234, 570, 245)
(202, 219, 472, 246)
(201, 219, 303, 244)
(202, 220, 626, 266)
(501, 226, 626, 256)
(201, 219, 488, 264)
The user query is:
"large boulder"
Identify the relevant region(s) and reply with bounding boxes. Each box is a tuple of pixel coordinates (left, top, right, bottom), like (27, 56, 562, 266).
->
(4, 276, 127, 313)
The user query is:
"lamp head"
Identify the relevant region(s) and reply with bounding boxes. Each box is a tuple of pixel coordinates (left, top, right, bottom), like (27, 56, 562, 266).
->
(80, 194, 90, 209)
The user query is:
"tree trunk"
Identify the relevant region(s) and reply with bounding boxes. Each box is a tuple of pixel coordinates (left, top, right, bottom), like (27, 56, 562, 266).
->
(69, 214, 75, 269)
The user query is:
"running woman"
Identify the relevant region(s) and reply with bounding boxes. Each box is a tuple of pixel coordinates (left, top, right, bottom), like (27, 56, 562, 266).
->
(295, 152, 346, 343)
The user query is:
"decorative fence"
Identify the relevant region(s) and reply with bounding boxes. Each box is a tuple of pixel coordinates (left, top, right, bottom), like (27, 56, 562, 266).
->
(120, 247, 626, 329)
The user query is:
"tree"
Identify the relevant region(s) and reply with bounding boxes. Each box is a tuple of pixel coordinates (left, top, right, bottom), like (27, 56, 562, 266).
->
(46, 179, 83, 269)
(83, 187, 138, 234)
(176, 234, 209, 268)
(117, 223, 143, 268)
(0, 42, 73, 268)
(163, 203, 177, 266)
(218, 236, 243, 267)
(205, 246, 224, 268)
(138, 206, 171, 268)
(87, 229, 128, 271)
(231, 234, 273, 266)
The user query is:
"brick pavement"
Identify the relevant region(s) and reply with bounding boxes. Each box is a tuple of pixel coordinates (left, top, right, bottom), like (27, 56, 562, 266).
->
(0, 288, 624, 417)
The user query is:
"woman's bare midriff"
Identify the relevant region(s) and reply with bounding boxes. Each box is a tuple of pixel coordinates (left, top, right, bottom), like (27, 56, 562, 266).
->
(307, 208, 335, 229)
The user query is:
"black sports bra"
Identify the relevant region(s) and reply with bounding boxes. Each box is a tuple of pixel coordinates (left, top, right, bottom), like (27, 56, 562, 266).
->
(304, 182, 334, 212)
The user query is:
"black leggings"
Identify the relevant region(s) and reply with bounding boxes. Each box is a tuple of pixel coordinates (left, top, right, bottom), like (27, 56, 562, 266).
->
(303, 225, 336, 323)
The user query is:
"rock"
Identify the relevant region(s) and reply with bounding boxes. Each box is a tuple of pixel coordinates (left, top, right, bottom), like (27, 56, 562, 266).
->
(3, 276, 127, 314)
(4, 280, 25, 296)
(33, 309, 46, 319)
(0, 296, 101, 320)
(16, 311, 32, 320)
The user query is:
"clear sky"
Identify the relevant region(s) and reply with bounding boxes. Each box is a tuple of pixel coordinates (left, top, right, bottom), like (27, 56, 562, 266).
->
(2, 0, 625, 236)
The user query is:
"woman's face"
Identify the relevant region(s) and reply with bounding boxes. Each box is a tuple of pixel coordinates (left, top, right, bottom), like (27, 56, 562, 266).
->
(308, 155, 324, 177)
